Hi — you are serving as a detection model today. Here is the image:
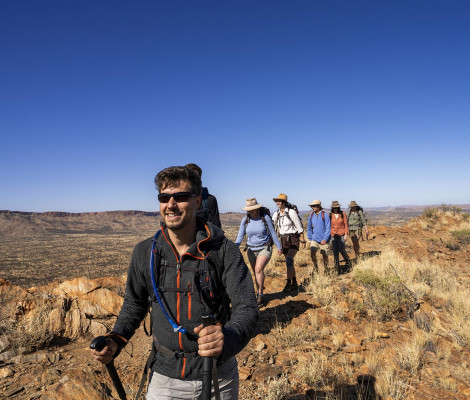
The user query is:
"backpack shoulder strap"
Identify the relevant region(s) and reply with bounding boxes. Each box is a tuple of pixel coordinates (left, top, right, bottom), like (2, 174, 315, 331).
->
(244, 214, 250, 228)
(285, 208, 293, 222)
(261, 216, 272, 240)
(321, 210, 325, 221)
(201, 187, 209, 212)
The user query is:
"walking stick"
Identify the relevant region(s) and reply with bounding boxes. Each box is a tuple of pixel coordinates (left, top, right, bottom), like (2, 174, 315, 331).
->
(90, 336, 127, 400)
(199, 314, 215, 400)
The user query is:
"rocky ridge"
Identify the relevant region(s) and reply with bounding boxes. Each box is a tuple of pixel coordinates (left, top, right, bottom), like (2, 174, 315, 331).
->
(1, 209, 470, 399)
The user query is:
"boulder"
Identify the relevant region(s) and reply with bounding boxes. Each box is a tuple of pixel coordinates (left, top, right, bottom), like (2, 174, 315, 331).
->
(52, 278, 101, 297)
(78, 288, 123, 318)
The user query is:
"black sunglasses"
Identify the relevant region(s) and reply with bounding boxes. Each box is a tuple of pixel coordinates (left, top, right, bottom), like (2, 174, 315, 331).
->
(158, 192, 196, 203)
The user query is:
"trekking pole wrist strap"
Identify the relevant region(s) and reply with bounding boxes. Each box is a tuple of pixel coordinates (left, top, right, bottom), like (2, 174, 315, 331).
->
(106, 332, 129, 359)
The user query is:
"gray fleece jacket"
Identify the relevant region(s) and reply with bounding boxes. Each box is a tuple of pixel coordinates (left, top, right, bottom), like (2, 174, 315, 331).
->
(112, 219, 259, 380)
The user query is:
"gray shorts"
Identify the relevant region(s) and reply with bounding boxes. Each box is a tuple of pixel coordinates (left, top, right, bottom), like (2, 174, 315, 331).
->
(310, 240, 330, 255)
(247, 245, 272, 265)
(147, 356, 239, 399)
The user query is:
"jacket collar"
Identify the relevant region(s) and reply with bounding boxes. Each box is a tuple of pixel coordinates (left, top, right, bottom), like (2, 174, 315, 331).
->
(160, 218, 224, 259)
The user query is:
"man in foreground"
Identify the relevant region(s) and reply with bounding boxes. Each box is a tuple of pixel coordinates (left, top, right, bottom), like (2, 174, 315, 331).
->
(91, 166, 259, 399)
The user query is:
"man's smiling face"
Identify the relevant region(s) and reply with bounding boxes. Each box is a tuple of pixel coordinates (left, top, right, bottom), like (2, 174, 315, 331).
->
(159, 180, 201, 231)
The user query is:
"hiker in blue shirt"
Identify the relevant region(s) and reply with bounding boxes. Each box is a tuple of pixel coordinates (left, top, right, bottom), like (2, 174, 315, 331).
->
(236, 198, 282, 306)
(307, 199, 331, 274)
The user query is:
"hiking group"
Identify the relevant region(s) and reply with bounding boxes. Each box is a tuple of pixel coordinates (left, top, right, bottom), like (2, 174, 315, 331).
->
(90, 163, 367, 400)
(236, 194, 368, 300)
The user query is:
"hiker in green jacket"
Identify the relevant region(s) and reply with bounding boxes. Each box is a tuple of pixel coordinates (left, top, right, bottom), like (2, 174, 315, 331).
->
(347, 201, 368, 258)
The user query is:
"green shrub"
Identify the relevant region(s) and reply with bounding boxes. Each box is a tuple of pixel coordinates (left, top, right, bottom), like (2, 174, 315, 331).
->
(440, 204, 462, 214)
(423, 208, 439, 219)
(451, 229, 470, 245)
(353, 269, 413, 321)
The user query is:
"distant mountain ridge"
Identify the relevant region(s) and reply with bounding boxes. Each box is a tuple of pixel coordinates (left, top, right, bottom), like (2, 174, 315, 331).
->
(1, 204, 469, 238)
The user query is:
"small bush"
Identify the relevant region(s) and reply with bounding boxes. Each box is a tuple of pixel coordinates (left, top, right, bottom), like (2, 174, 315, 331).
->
(451, 229, 470, 245)
(353, 269, 413, 321)
(440, 204, 463, 214)
(423, 207, 439, 219)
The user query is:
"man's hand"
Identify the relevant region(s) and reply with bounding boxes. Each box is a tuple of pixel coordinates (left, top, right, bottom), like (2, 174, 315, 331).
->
(277, 249, 282, 256)
(90, 338, 118, 365)
(194, 324, 224, 357)
(344, 234, 348, 241)
(320, 240, 326, 245)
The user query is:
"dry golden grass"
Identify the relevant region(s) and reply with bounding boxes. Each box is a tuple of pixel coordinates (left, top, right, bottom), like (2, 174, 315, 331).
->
(273, 313, 322, 347)
(265, 374, 291, 400)
(375, 361, 410, 400)
(1, 298, 55, 353)
(353, 246, 470, 350)
(293, 352, 326, 388)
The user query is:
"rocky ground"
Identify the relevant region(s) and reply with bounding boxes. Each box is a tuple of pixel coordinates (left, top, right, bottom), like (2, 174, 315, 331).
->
(1, 209, 470, 399)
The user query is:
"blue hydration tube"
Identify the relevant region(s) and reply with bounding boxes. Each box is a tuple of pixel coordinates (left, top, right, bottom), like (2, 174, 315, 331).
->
(150, 230, 187, 334)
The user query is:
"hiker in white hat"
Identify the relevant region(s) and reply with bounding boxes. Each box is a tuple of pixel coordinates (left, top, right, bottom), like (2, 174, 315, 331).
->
(235, 198, 282, 306)
(347, 201, 368, 258)
(329, 201, 351, 273)
(272, 193, 304, 293)
(307, 199, 331, 273)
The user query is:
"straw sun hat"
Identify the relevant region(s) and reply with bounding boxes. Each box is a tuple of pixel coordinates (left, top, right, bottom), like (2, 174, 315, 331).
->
(273, 193, 288, 202)
(308, 199, 321, 207)
(242, 198, 263, 211)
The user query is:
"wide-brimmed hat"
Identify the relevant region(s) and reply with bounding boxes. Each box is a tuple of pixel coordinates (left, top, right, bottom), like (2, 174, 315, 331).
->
(330, 201, 341, 208)
(273, 193, 288, 202)
(242, 198, 263, 211)
(309, 199, 322, 207)
(349, 201, 359, 208)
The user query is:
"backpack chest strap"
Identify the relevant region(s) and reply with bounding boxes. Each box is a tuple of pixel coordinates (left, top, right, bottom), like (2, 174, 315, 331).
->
(155, 343, 198, 359)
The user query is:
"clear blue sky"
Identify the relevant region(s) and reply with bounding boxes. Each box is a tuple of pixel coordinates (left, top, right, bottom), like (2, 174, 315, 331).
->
(1, 0, 469, 213)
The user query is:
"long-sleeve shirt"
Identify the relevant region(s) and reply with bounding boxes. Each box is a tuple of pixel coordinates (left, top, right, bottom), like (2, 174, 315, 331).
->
(272, 208, 303, 236)
(348, 210, 366, 230)
(235, 215, 282, 250)
(307, 210, 331, 243)
(330, 211, 349, 236)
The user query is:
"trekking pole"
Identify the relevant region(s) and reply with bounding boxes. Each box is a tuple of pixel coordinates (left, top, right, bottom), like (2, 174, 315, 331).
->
(199, 314, 215, 400)
(90, 336, 127, 400)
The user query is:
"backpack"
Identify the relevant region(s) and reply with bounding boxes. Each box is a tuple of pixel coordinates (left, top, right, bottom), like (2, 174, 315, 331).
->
(348, 206, 363, 217)
(200, 187, 210, 220)
(348, 207, 365, 228)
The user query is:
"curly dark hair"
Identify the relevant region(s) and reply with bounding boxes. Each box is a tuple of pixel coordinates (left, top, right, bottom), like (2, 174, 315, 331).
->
(154, 166, 202, 195)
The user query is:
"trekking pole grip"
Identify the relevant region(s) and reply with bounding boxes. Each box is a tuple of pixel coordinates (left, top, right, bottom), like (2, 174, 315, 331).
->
(200, 315, 215, 400)
(90, 336, 127, 400)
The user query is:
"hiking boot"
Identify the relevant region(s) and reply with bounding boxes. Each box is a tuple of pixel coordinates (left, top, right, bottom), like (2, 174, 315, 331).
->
(290, 279, 298, 293)
(257, 294, 265, 306)
(282, 280, 292, 293)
